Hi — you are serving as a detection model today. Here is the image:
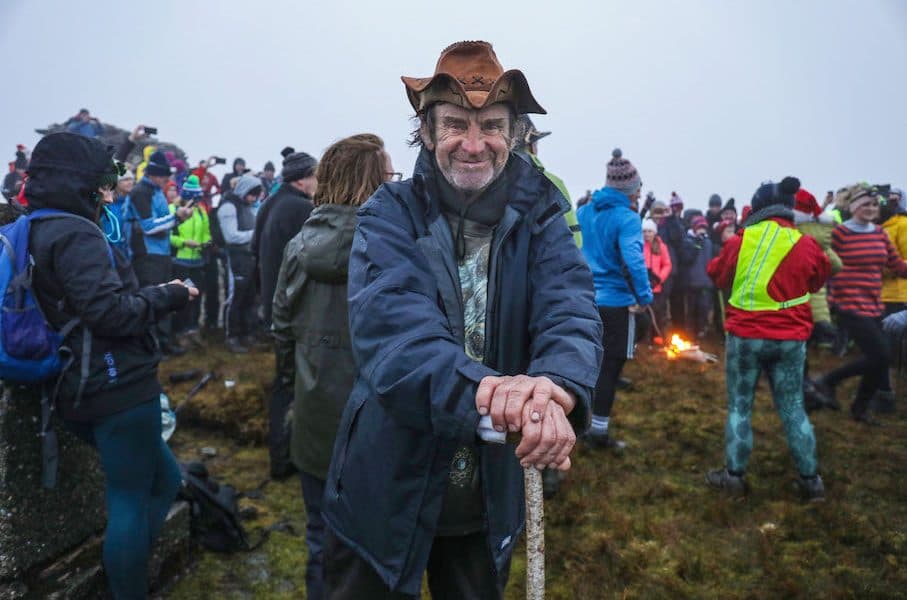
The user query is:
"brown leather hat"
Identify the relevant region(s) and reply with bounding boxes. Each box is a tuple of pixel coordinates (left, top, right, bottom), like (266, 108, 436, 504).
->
(401, 41, 546, 115)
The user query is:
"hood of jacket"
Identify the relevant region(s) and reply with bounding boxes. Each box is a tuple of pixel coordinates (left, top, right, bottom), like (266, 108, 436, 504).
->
(299, 203, 359, 283)
(591, 186, 631, 211)
(25, 132, 112, 221)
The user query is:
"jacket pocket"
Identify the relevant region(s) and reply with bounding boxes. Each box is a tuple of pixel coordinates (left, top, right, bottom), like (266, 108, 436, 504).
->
(333, 392, 367, 497)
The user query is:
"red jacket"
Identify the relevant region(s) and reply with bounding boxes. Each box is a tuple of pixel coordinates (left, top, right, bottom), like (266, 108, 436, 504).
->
(643, 236, 672, 294)
(707, 217, 831, 340)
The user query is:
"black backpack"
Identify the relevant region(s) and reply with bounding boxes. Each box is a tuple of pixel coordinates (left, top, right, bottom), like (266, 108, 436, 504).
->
(208, 195, 237, 248)
(178, 461, 251, 553)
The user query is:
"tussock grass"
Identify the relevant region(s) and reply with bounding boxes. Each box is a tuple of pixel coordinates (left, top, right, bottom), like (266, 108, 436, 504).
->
(159, 341, 907, 599)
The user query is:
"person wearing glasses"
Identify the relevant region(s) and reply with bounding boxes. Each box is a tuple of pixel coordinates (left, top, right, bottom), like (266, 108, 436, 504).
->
(271, 133, 395, 600)
(218, 173, 264, 353)
(814, 183, 907, 424)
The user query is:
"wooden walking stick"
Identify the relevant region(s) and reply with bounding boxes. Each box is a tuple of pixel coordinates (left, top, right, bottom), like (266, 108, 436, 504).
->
(482, 419, 547, 598)
(524, 465, 545, 600)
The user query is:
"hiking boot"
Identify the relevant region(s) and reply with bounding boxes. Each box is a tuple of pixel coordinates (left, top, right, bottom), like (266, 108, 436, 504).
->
(616, 376, 633, 390)
(584, 432, 627, 452)
(542, 468, 565, 500)
(869, 390, 896, 414)
(705, 468, 748, 498)
(811, 377, 840, 411)
(850, 405, 883, 427)
(795, 474, 826, 503)
(226, 337, 249, 354)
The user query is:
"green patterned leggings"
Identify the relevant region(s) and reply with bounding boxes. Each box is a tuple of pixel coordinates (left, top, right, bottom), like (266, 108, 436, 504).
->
(724, 335, 818, 477)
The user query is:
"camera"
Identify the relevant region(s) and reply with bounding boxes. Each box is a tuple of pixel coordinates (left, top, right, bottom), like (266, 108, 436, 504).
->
(213, 157, 227, 165)
(143, 126, 158, 135)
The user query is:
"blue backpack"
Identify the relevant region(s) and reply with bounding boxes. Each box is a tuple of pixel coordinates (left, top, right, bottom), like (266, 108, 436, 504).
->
(0, 209, 85, 383)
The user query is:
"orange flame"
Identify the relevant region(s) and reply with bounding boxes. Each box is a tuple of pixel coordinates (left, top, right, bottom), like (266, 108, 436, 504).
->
(664, 333, 697, 359)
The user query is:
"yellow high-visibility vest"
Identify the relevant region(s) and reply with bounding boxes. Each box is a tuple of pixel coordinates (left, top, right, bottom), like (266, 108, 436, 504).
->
(729, 220, 810, 311)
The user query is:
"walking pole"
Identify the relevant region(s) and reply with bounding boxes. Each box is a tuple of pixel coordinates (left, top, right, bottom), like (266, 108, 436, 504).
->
(524, 466, 545, 600)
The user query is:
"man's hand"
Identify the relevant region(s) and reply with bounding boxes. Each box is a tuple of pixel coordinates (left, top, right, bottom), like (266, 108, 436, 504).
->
(628, 304, 645, 314)
(176, 206, 192, 221)
(475, 375, 575, 434)
(128, 124, 148, 143)
(515, 400, 576, 471)
(183, 239, 200, 248)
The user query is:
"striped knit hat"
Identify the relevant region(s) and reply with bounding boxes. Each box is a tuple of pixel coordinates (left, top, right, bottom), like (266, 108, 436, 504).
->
(181, 174, 203, 199)
(606, 148, 641, 195)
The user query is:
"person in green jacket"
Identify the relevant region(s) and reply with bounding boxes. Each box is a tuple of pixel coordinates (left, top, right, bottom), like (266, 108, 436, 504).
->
(513, 115, 582, 248)
(271, 133, 395, 600)
(513, 116, 582, 500)
(170, 175, 211, 348)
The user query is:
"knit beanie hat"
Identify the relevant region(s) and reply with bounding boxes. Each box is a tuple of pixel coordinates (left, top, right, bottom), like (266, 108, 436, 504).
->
(708, 193, 722, 208)
(669, 191, 683, 208)
(794, 188, 821, 217)
(721, 197, 736, 215)
(181, 174, 203, 199)
(835, 182, 876, 212)
(233, 173, 263, 199)
(751, 176, 800, 213)
(642, 218, 658, 232)
(145, 150, 172, 177)
(690, 215, 709, 231)
(650, 200, 669, 217)
(281, 148, 318, 182)
(263, 161, 276, 172)
(606, 148, 641, 195)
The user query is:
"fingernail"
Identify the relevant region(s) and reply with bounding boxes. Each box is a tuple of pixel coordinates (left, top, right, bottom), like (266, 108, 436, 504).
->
(531, 411, 541, 422)
(478, 407, 488, 415)
(495, 425, 504, 432)
(508, 424, 518, 432)
(535, 463, 546, 470)
(520, 461, 529, 468)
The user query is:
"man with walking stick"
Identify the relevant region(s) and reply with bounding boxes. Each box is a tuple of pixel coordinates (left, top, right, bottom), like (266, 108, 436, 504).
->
(321, 41, 602, 598)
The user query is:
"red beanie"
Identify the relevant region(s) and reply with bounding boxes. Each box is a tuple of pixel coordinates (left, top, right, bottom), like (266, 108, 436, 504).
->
(794, 188, 821, 217)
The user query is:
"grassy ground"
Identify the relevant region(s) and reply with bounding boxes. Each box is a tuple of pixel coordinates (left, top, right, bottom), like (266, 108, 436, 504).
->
(157, 339, 907, 599)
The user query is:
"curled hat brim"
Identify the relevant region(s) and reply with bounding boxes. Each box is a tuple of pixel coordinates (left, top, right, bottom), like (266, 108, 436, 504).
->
(401, 69, 546, 115)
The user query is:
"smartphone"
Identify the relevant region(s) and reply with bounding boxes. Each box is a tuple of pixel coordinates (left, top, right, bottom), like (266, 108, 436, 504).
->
(182, 278, 196, 289)
(144, 126, 158, 135)
(214, 157, 227, 165)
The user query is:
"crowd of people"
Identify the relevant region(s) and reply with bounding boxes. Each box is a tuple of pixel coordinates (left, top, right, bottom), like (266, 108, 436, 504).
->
(2, 39, 905, 600)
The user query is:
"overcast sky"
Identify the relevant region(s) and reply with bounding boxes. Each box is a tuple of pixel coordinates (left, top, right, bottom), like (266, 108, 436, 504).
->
(2, 0, 905, 208)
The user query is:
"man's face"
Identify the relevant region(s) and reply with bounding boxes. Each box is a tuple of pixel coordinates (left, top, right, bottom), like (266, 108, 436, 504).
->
(148, 175, 169, 189)
(79, 112, 90, 122)
(234, 162, 245, 175)
(244, 190, 261, 204)
(720, 209, 736, 222)
(292, 174, 317, 197)
(671, 204, 683, 216)
(707, 205, 721, 215)
(422, 102, 511, 193)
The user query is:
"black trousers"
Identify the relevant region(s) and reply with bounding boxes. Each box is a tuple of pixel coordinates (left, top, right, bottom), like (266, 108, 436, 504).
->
(824, 312, 891, 415)
(172, 263, 204, 334)
(132, 254, 172, 349)
(225, 250, 257, 339)
(324, 529, 509, 600)
(300, 472, 327, 600)
(202, 252, 221, 329)
(593, 306, 634, 417)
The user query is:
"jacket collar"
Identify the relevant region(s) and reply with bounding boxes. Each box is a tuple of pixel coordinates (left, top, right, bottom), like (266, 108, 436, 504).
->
(411, 147, 568, 232)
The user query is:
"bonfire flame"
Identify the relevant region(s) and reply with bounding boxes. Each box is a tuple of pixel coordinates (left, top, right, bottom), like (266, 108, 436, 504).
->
(664, 334, 697, 359)
(662, 333, 719, 363)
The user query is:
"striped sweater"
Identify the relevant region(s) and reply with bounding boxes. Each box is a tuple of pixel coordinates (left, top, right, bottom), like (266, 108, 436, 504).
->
(829, 222, 907, 317)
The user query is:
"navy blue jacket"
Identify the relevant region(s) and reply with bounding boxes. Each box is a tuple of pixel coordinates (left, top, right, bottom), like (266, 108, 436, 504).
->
(679, 230, 715, 290)
(322, 150, 602, 594)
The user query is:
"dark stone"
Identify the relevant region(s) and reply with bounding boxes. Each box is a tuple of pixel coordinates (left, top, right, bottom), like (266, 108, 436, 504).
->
(0, 383, 105, 582)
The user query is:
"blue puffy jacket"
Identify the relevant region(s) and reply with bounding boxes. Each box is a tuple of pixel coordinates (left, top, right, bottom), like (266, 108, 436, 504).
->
(578, 187, 653, 307)
(322, 150, 603, 595)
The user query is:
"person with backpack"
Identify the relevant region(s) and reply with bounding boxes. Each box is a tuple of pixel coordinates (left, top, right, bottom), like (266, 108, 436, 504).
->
(126, 149, 193, 356)
(215, 173, 263, 353)
(271, 133, 392, 600)
(21, 132, 197, 599)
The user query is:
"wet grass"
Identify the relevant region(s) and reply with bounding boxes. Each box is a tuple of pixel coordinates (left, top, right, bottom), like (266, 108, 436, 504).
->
(157, 339, 907, 599)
